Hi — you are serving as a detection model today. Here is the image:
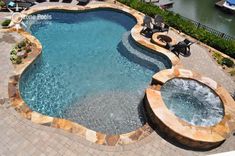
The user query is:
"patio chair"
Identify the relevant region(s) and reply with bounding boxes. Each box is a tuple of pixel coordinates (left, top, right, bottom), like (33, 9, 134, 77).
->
(152, 15, 169, 33)
(140, 15, 153, 35)
(17, 2, 32, 10)
(183, 39, 194, 51)
(77, 0, 89, 5)
(141, 15, 169, 37)
(160, 24, 170, 33)
(166, 39, 194, 56)
(35, 0, 46, 2)
(62, 0, 73, 3)
(153, 15, 164, 29)
(24, 0, 37, 4)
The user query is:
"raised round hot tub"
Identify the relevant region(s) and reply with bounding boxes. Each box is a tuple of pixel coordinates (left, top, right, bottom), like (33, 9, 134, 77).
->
(160, 78, 224, 127)
(145, 68, 235, 150)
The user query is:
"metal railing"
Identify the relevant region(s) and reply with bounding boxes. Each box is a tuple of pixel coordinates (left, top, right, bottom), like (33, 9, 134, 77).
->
(180, 16, 235, 41)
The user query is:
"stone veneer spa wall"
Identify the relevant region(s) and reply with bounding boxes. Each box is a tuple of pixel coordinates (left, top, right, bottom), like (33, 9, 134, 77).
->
(145, 68, 235, 150)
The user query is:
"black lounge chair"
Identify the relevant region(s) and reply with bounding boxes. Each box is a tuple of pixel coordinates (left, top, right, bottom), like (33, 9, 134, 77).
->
(24, 0, 37, 4)
(62, 0, 73, 3)
(35, 0, 46, 3)
(140, 15, 153, 35)
(153, 15, 163, 29)
(166, 39, 195, 56)
(152, 15, 169, 33)
(77, 0, 89, 5)
(140, 15, 164, 37)
(141, 15, 169, 37)
(17, 2, 32, 9)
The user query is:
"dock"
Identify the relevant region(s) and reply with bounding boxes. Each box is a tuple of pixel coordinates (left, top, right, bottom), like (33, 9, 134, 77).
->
(158, 2, 174, 9)
(215, 0, 225, 8)
(144, 0, 174, 9)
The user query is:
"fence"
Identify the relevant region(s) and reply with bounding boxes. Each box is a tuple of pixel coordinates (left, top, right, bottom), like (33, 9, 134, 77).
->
(180, 16, 235, 41)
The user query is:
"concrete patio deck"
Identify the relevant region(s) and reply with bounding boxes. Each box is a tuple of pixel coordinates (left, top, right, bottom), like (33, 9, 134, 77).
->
(0, 98, 235, 156)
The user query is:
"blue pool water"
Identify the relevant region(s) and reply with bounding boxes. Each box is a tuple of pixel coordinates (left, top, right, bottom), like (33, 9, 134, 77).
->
(161, 78, 224, 126)
(20, 10, 171, 134)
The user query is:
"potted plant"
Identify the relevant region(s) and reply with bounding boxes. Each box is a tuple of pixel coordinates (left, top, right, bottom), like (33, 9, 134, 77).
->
(221, 57, 234, 68)
(18, 40, 27, 49)
(1, 19, 11, 29)
(10, 54, 22, 64)
(25, 45, 32, 53)
(0, 0, 5, 10)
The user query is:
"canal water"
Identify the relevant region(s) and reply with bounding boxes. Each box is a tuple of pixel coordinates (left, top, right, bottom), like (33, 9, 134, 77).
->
(166, 0, 235, 37)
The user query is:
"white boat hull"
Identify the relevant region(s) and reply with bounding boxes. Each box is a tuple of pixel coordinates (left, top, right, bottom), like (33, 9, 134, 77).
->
(223, 1, 235, 11)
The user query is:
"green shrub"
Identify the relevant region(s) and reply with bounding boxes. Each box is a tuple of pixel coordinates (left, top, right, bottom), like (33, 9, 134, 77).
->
(229, 69, 235, 76)
(221, 57, 234, 67)
(10, 48, 17, 55)
(1, 19, 11, 27)
(10, 54, 22, 64)
(0, 0, 5, 7)
(25, 46, 31, 53)
(118, 0, 235, 59)
(213, 52, 223, 64)
(18, 40, 26, 48)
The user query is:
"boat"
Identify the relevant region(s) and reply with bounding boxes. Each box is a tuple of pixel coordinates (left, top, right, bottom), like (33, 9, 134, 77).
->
(223, 0, 235, 11)
(215, 0, 235, 13)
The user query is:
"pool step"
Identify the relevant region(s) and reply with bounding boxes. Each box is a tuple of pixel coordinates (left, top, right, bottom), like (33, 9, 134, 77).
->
(119, 32, 171, 72)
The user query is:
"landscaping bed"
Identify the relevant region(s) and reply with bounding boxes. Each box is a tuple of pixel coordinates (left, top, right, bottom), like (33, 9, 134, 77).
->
(10, 39, 33, 64)
(212, 51, 235, 80)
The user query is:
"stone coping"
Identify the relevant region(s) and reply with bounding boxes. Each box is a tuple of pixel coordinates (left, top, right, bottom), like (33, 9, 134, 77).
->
(3, 2, 182, 146)
(145, 68, 235, 149)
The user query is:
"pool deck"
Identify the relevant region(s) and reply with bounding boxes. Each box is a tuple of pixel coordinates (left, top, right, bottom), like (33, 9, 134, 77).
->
(0, 1, 235, 155)
(0, 32, 22, 101)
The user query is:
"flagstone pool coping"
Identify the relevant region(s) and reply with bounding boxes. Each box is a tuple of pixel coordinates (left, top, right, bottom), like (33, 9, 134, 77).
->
(145, 68, 235, 149)
(3, 2, 234, 147)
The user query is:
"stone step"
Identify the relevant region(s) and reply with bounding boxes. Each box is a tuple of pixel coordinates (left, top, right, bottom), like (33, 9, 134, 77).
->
(119, 31, 171, 72)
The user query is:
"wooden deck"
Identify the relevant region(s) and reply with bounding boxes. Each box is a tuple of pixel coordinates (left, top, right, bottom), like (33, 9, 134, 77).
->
(144, 0, 174, 9)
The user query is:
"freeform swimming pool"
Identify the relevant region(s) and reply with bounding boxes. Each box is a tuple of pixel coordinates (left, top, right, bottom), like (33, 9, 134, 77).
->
(20, 10, 171, 135)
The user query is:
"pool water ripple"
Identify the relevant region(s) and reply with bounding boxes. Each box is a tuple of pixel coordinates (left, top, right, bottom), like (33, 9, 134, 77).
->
(161, 78, 224, 127)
